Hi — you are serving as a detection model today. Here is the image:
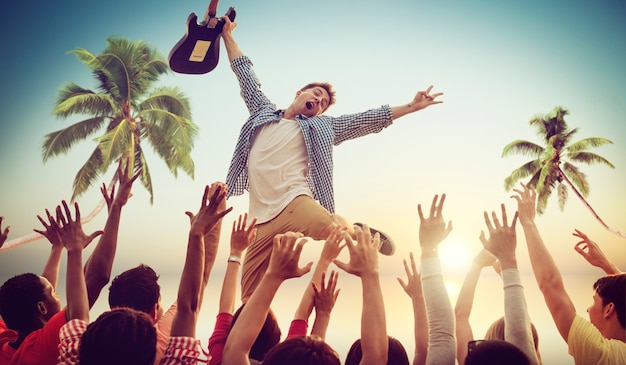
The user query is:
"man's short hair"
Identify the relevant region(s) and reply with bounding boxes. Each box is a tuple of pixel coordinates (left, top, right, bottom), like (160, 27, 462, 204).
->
(0, 273, 46, 331)
(465, 339, 532, 365)
(108, 264, 160, 314)
(262, 335, 340, 365)
(594, 273, 626, 328)
(79, 308, 156, 365)
(300, 82, 336, 112)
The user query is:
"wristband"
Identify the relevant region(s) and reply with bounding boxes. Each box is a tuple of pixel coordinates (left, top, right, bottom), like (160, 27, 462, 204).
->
(228, 255, 241, 264)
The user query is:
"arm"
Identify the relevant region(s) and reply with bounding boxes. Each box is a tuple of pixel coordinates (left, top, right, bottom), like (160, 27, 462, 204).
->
(221, 16, 243, 63)
(417, 194, 456, 365)
(0, 216, 9, 248)
(34, 201, 103, 323)
(37, 215, 64, 289)
(293, 225, 344, 324)
(454, 249, 497, 365)
(390, 86, 443, 120)
(222, 232, 312, 365)
(310, 270, 340, 340)
(219, 213, 256, 315)
(512, 183, 577, 341)
(481, 204, 538, 365)
(334, 224, 387, 365)
(397, 252, 428, 365)
(170, 185, 233, 338)
(83, 161, 140, 308)
(573, 229, 622, 275)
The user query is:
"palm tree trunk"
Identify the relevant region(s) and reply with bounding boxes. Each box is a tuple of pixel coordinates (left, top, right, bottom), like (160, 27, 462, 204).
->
(0, 174, 119, 253)
(558, 167, 626, 238)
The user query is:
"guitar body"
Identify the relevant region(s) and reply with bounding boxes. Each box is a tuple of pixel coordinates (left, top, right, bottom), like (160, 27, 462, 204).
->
(169, 7, 236, 74)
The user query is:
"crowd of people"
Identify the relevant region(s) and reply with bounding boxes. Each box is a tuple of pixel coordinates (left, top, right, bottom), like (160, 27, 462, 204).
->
(1, 14, 625, 365)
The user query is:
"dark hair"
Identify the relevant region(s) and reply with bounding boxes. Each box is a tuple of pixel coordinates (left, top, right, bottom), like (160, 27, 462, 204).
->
(108, 264, 160, 314)
(0, 273, 46, 332)
(300, 82, 336, 112)
(79, 308, 156, 365)
(465, 339, 531, 365)
(345, 336, 409, 365)
(593, 273, 626, 328)
(231, 304, 281, 361)
(263, 336, 340, 365)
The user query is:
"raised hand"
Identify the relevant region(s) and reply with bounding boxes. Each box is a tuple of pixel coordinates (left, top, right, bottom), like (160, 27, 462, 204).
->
(101, 159, 142, 212)
(0, 216, 10, 248)
(230, 213, 257, 257)
(397, 252, 423, 300)
(320, 225, 346, 263)
(573, 229, 621, 275)
(333, 224, 379, 278)
(480, 204, 519, 270)
(418, 194, 452, 255)
(511, 183, 536, 225)
(266, 232, 312, 281)
(412, 85, 444, 111)
(186, 184, 233, 236)
(34, 201, 103, 252)
(313, 271, 340, 316)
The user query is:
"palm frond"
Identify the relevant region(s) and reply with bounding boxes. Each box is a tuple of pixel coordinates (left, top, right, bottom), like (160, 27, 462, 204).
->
(67, 48, 99, 69)
(503, 159, 543, 190)
(567, 151, 615, 168)
(566, 137, 613, 153)
(71, 147, 105, 201)
(137, 147, 154, 204)
(42, 117, 106, 162)
(96, 119, 132, 168)
(501, 140, 545, 158)
(53, 84, 115, 118)
(562, 162, 590, 196)
(141, 122, 196, 178)
(557, 182, 568, 211)
(137, 86, 193, 120)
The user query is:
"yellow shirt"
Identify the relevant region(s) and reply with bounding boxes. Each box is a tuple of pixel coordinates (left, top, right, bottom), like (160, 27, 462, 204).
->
(568, 314, 626, 365)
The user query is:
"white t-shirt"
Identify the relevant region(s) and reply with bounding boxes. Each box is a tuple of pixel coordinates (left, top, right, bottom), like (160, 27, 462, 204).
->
(248, 118, 312, 223)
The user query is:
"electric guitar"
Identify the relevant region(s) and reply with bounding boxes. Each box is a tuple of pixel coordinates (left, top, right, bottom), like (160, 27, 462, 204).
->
(168, 0, 236, 74)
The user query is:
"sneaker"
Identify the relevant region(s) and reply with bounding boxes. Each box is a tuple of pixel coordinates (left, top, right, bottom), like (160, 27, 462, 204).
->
(354, 222, 395, 256)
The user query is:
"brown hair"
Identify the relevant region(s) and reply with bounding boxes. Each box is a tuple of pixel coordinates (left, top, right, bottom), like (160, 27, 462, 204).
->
(263, 335, 340, 365)
(300, 82, 336, 112)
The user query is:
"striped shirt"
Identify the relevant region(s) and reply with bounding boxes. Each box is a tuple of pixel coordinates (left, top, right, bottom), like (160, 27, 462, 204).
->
(225, 55, 394, 214)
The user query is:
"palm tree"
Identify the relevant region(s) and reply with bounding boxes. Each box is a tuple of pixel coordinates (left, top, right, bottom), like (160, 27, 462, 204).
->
(502, 106, 624, 237)
(0, 36, 199, 252)
(43, 36, 198, 203)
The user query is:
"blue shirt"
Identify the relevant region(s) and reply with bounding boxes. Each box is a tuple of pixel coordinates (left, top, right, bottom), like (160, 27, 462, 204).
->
(225, 55, 394, 213)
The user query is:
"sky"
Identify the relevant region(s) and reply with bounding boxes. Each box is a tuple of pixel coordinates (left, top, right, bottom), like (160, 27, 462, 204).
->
(1, 0, 625, 363)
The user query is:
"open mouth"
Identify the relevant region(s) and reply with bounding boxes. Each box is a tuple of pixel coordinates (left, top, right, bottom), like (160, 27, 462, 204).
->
(305, 101, 313, 110)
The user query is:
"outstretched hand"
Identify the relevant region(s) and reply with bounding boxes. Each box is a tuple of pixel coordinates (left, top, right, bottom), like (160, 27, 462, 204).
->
(266, 232, 312, 281)
(34, 201, 103, 252)
(418, 194, 452, 255)
(333, 224, 379, 278)
(573, 229, 621, 274)
(397, 252, 423, 300)
(312, 270, 340, 316)
(0, 217, 10, 248)
(412, 85, 443, 111)
(230, 213, 257, 256)
(480, 204, 518, 269)
(100, 159, 142, 211)
(511, 183, 536, 225)
(186, 185, 233, 236)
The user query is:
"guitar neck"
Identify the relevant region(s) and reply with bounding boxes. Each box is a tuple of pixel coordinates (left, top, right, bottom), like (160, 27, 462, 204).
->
(202, 0, 220, 22)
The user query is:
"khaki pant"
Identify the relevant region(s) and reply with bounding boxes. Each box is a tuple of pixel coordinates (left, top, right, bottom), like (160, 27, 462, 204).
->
(240, 195, 334, 301)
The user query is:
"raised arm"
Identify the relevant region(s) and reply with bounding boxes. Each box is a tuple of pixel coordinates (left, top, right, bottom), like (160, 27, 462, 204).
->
(418, 194, 455, 365)
(223, 232, 312, 365)
(390, 86, 443, 120)
(170, 185, 232, 338)
(481, 203, 538, 365)
(83, 161, 140, 307)
(573, 229, 622, 275)
(293, 226, 344, 328)
(310, 270, 340, 340)
(34, 201, 103, 323)
(221, 15, 243, 62)
(397, 252, 428, 365)
(454, 248, 497, 365)
(35, 211, 64, 289)
(513, 183, 576, 341)
(334, 224, 387, 365)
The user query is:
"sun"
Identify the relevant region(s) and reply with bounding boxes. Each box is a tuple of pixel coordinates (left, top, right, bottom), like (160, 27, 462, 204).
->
(438, 235, 472, 274)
